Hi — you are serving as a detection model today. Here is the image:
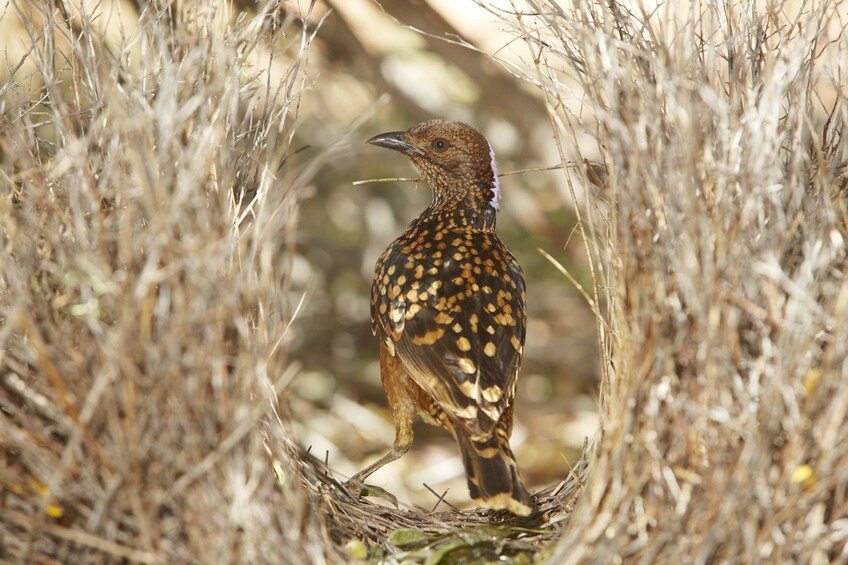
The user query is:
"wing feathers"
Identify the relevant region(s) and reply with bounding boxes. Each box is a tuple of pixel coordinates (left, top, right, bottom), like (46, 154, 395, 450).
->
(371, 229, 526, 437)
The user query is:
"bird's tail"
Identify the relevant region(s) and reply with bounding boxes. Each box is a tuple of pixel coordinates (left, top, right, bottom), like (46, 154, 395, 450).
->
(456, 429, 533, 516)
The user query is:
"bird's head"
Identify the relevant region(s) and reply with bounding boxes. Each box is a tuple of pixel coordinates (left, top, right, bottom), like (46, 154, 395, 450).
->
(367, 120, 501, 211)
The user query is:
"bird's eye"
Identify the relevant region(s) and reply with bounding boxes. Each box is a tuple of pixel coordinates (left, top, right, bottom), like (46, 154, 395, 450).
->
(432, 139, 448, 152)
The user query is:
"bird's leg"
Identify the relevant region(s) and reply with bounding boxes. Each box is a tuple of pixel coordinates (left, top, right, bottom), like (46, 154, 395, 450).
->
(347, 342, 415, 497)
(345, 411, 412, 500)
(349, 424, 412, 484)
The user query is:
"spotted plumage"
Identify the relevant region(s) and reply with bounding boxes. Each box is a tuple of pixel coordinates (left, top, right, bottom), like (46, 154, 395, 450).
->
(353, 120, 532, 516)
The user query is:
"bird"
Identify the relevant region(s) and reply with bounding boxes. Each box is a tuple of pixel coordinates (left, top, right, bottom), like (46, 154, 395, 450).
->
(352, 120, 533, 516)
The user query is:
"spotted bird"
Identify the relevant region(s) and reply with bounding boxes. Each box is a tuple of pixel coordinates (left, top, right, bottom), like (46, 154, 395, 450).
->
(353, 120, 533, 516)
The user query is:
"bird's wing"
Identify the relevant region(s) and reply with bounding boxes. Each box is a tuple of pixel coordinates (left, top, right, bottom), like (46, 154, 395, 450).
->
(371, 231, 526, 438)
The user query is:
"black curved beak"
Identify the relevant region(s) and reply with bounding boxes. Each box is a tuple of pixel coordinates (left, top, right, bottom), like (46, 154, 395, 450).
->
(367, 131, 414, 154)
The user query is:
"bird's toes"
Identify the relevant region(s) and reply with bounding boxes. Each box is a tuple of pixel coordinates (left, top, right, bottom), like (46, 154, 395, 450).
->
(343, 476, 366, 500)
(342, 478, 400, 508)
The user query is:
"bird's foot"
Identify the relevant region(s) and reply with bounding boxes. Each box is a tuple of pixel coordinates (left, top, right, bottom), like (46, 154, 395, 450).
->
(343, 476, 399, 508)
(343, 475, 366, 499)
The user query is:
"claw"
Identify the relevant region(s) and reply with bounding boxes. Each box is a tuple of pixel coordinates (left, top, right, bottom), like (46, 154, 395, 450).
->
(344, 477, 399, 508)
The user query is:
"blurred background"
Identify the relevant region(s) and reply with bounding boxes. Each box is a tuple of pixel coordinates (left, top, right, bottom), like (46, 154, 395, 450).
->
(0, 0, 601, 510)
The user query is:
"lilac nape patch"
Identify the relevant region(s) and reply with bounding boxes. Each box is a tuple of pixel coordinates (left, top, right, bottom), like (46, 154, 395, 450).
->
(488, 143, 500, 210)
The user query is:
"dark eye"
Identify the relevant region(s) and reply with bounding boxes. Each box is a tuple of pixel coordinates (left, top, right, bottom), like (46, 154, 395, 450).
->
(432, 138, 448, 152)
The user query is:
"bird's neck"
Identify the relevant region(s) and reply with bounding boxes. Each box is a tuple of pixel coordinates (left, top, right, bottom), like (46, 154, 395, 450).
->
(424, 194, 497, 232)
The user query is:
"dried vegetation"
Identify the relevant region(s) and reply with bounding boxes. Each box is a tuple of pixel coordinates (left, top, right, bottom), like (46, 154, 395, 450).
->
(1, 1, 333, 562)
(1, 0, 847, 563)
(500, 0, 848, 562)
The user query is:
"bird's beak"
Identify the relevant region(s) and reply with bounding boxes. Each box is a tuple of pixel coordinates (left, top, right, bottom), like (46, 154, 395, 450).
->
(367, 131, 416, 155)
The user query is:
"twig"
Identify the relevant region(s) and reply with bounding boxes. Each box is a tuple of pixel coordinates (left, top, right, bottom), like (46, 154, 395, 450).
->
(352, 176, 420, 186)
(353, 164, 575, 187)
(423, 482, 460, 512)
(498, 163, 573, 176)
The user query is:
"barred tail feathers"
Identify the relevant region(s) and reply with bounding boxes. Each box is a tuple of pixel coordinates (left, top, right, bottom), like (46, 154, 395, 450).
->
(456, 430, 533, 516)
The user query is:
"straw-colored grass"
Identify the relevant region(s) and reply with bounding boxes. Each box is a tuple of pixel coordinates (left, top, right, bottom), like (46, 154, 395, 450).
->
(2, 0, 846, 563)
(1, 1, 335, 562)
(497, 0, 848, 562)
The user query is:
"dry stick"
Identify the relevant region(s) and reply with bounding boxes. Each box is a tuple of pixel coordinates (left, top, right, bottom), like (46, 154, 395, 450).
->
(422, 482, 451, 513)
(352, 163, 581, 187)
(352, 176, 420, 186)
(559, 439, 589, 493)
(423, 483, 460, 513)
